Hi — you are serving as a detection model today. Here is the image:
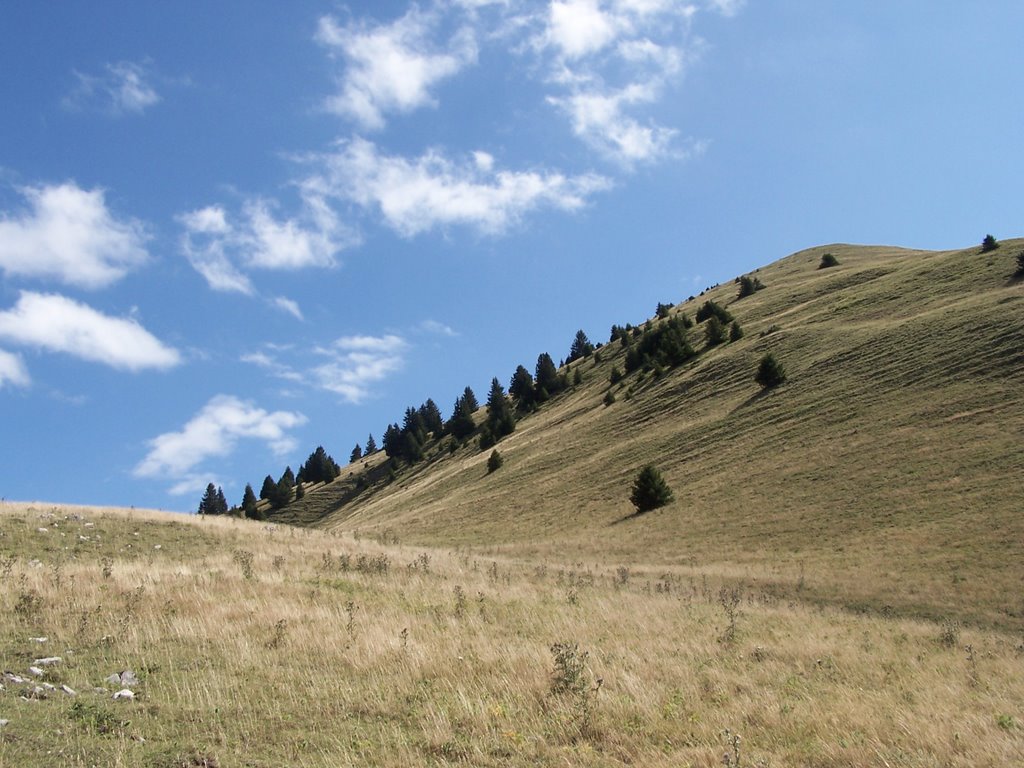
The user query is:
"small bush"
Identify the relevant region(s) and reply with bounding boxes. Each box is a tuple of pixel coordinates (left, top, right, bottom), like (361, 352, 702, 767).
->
(981, 234, 998, 253)
(819, 252, 839, 269)
(1015, 250, 1024, 276)
(609, 366, 623, 385)
(729, 321, 744, 342)
(487, 450, 503, 474)
(705, 316, 727, 347)
(755, 353, 787, 389)
(695, 300, 733, 324)
(737, 275, 765, 298)
(630, 465, 674, 513)
(603, 390, 616, 407)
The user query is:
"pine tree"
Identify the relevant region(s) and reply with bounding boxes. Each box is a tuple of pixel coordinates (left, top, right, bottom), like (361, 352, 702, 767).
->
(567, 330, 595, 364)
(485, 377, 515, 442)
(981, 234, 998, 252)
(1016, 250, 1024, 276)
(382, 423, 402, 458)
(198, 483, 219, 515)
(365, 433, 377, 454)
(535, 352, 561, 401)
(630, 466, 674, 514)
(819, 253, 839, 269)
(509, 365, 536, 410)
(241, 483, 258, 518)
(259, 475, 275, 501)
(299, 446, 339, 484)
(461, 386, 479, 413)
(755, 353, 787, 389)
(729, 321, 744, 342)
(737, 275, 765, 298)
(215, 487, 228, 515)
(418, 399, 444, 437)
(350, 443, 363, 463)
(279, 466, 295, 489)
(447, 392, 477, 440)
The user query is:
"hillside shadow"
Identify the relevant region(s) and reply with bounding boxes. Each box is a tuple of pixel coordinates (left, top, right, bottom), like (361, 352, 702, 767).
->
(731, 387, 771, 414)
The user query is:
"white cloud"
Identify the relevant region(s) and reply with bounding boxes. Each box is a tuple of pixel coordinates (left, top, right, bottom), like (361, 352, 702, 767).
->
(419, 319, 459, 337)
(316, 138, 610, 236)
(0, 182, 149, 289)
(549, 82, 678, 162)
(317, 8, 477, 130)
(64, 61, 160, 115)
(0, 348, 30, 389)
(134, 395, 308, 491)
(312, 334, 408, 404)
(178, 192, 352, 294)
(704, 0, 744, 17)
(272, 296, 304, 321)
(0, 291, 181, 371)
(545, 0, 620, 60)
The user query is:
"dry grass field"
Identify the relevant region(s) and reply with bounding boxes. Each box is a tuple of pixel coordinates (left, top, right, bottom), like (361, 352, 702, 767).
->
(3, 240, 1022, 765)
(1, 502, 1022, 767)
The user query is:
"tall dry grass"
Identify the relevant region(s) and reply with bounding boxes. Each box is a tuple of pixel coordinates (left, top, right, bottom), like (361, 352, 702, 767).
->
(1, 503, 1022, 766)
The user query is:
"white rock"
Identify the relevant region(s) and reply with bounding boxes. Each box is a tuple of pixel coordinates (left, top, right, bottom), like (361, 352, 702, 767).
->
(79, 535, 90, 541)
(33, 657, 61, 666)
(112, 688, 134, 700)
(120, 670, 140, 686)
(104, 673, 122, 685)
(28, 667, 44, 677)
(41, 682, 55, 691)
(84, 522, 95, 527)
(36, 528, 48, 533)
(27, 559, 42, 568)
(0, 719, 8, 727)
(61, 684, 76, 696)
(4, 673, 28, 684)
(29, 637, 48, 643)
(153, 544, 161, 550)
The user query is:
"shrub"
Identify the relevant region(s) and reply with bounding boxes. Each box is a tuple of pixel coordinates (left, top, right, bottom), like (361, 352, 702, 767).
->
(695, 300, 733, 324)
(755, 353, 787, 389)
(603, 390, 616, 407)
(1016, 250, 1024, 276)
(729, 321, 744, 342)
(655, 302, 673, 319)
(487, 450, 503, 474)
(981, 234, 998, 252)
(705, 316, 727, 347)
(630, 465, 674, 513)
(737, 275, 765, 298)
(819, 252, 839, 269)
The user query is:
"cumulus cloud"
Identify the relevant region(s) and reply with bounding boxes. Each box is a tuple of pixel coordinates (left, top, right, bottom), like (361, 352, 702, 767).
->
(0, 182, 149, 289)
(317, 7, 477, 130)
(0, 291, 181, 371)
(178, 192, 353, 294)
(528, 0, 700, 164)
(312, 334, 409, 404)
(134, 394, 308, 492)
(0, 348, 30, 389)
(314, 137, 610, 236)
(64, 61, 161, 115)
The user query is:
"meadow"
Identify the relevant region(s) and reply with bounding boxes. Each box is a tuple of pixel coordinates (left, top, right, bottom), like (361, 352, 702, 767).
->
(1, 501, 1021, 767)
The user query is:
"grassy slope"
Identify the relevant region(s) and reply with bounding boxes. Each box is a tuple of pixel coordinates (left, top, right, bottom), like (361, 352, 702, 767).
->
(2, 502, 1022, 767)
(309, 241, 1024, 631)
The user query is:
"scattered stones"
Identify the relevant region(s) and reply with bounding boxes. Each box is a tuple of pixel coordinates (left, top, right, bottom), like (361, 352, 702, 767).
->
(61, 684, 77, 696)
(27, 559, 42, 568)
(28, 637, 48, 644)
(4, 673, 28, 685)
(112, 689, 135, 701)
(28, 667, 44, 677)
(33, 657, 61, 666)
(105, 670, 139, 687)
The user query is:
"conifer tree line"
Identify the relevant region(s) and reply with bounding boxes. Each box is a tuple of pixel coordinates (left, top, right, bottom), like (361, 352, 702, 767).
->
(197, 267, 778, 518)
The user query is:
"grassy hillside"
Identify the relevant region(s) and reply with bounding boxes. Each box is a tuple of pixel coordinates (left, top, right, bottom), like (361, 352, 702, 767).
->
(1, 502, 1022, 766)
(297, 240, 1024, 631)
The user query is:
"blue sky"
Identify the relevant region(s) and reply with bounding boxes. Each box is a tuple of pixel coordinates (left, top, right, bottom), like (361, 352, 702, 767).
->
(1, 1, 1021, 511)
